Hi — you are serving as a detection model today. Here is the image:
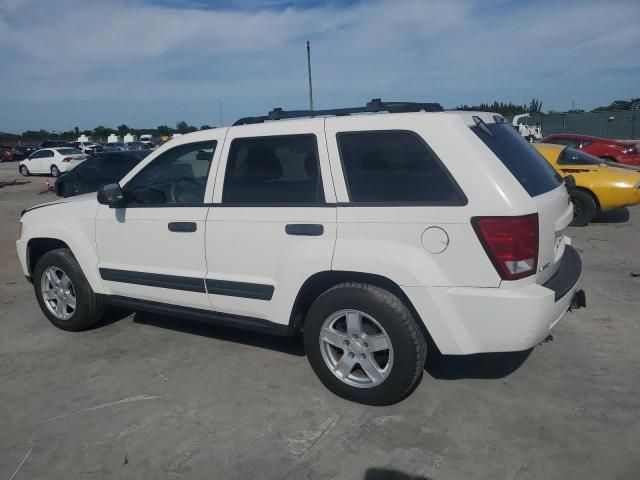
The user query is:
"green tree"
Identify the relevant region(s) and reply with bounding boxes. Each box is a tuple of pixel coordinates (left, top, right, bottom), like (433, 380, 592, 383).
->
(176, 120, 190, 134)
(200, 124, 212, 130)
(117, 124, 129, 135)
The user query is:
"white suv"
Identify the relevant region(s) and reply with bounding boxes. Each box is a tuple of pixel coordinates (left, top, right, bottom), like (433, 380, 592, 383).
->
(16, 100, 585, 405)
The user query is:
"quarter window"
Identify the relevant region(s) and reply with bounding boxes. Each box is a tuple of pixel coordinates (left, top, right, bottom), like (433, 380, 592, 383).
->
(124, 141, 216, 205)
(222, 134, 324, 204)
(337, 131, 466, 204)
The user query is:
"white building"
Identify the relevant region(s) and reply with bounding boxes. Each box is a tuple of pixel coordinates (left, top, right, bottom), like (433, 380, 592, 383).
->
(77, 134, 92, 142)
(123, 133, 138, 144)
(107, 134, 122, 143)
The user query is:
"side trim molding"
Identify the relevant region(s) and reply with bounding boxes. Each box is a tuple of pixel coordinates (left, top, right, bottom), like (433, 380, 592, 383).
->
(205, 279, 274, 300)
(101, 295, 289, 336)
(99, 268, 206, 293)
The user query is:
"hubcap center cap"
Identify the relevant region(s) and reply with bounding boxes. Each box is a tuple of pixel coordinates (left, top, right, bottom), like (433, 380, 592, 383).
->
(349, 340, 366, 355)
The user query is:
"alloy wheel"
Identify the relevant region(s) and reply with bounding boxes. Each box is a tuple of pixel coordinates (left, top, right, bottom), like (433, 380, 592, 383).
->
(40, 266, 76, 320)
(319, 309, 393, 388)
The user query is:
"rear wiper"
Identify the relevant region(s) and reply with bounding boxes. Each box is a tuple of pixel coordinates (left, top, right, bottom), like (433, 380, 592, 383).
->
(472, 115, 494, 137)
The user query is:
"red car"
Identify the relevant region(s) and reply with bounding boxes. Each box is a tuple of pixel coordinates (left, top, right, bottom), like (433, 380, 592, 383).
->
(541, 134, 640, 166)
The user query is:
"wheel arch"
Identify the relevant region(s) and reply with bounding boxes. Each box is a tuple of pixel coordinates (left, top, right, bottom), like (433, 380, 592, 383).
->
(288, 270, 437, 351)
(27, 237, 70, 278)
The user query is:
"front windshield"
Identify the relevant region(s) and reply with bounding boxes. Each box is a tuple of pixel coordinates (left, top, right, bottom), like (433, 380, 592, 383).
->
(558, 147, 604, 166)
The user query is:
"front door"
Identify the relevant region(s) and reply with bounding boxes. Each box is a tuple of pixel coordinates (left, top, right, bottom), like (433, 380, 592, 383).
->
(96, 135, 223, 309)
(205, 119, 337, 326)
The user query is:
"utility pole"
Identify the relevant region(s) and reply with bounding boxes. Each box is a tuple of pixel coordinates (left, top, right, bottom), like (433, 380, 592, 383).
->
(306, 40, 314, 111)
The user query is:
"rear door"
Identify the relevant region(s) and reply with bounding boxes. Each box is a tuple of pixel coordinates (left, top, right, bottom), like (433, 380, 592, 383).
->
(205, 119, 337, 325)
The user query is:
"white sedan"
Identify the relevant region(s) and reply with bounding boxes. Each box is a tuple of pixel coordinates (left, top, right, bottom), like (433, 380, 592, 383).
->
(19, 148, 88, 177)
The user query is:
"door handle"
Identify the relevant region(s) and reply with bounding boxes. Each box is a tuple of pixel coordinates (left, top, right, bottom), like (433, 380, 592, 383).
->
(285, 224, 324, 236)
(168, 222, 197, 232)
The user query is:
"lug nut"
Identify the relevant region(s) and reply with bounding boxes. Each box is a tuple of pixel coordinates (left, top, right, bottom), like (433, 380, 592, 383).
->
(348, 352, 355, 358)
(344, 340, 350, 346)
(352, 334, 358, 339)
(361, 354, 366, 359)
(363, 342, 368, 348)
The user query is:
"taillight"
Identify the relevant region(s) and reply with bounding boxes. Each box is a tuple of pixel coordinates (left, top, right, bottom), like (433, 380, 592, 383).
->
(472, 214, 539, 280)
(62, 157, 73, 162)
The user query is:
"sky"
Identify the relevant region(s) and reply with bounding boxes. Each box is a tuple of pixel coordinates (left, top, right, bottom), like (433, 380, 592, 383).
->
(0, 0, 639, 134)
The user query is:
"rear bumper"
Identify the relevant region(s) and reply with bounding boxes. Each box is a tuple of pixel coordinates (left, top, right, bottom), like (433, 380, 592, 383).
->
(403, 246, 584, 355)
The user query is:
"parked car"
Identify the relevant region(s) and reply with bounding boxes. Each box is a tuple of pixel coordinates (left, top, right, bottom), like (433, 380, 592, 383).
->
(124, 141, 149, 150)
(0, 145, 25, 162)
(16, 100, 585, 405)
(70, 141, 102, 154)
(534, 143, 640, 226)
(19, 147, 87, 177)
(40, 140, 73, 148)
(13, 145, 40, 157)
(54, 150, 149, 198)
(540, 134, 640, 166)
(102, 142, 128, 152)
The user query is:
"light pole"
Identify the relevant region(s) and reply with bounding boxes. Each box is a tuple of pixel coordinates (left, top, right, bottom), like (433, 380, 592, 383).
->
(307, 40, 314, 111)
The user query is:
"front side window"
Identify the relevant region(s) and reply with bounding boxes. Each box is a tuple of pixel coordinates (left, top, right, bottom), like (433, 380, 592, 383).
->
(337, 131, 466, 204)
(222, 134, 323, 204)
(557, 147, 603, 166)
(124, 141, 216, 205)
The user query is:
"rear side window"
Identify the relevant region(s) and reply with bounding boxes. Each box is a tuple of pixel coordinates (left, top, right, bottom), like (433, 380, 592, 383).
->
(222, 134, 324, 204)
(337, 131, 466, 205)
(472, 123, 561, 197)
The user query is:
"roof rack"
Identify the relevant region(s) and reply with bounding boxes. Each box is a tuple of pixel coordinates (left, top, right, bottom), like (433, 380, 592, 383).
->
(233, 98, 443, 126)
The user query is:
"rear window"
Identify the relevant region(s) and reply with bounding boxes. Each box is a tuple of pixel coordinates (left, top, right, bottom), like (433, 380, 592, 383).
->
(558, 147, 603, 166)
(57, 148, 82, 155)
(472, 123, 561, 197)
(337, 131, 466, 205)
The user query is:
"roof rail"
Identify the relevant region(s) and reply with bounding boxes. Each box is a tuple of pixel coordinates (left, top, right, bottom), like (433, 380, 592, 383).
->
(233, 98, 443, 126)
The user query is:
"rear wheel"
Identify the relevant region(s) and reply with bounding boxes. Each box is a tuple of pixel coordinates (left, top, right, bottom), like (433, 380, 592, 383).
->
(33, 248, 104, 331)
(20, 165, 30, 176)
(303, 283, 427, 405)
(570, 190, 596, 226)
(50, 165, 60, 177)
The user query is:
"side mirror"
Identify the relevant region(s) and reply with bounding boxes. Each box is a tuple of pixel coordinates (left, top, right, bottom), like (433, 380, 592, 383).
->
(97, 182, 125, 208)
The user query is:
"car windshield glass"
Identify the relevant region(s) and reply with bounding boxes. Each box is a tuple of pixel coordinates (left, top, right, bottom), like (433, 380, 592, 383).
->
(558, 147, 604, 166)
(471, 123, 561, 197)
(57, 148, 82, 155)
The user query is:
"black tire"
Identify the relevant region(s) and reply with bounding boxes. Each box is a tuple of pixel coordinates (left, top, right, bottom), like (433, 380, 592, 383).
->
(303, 282, 427, 406)
(20, 165, 30, 176)
(570, 189, 597, 227)
(50, 165, 60, 177)
(33, 248, 104, 331)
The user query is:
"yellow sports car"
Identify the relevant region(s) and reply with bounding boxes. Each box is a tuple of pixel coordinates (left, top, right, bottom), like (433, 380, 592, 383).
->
(534, 143, 640, 226)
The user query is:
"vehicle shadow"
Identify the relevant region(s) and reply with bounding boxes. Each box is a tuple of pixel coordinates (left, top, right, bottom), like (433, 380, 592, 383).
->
(365, 468, 431, 480)
(592, 207, 630, 224)
(424, 347, 532, 380)
(132, 311, 306, 356)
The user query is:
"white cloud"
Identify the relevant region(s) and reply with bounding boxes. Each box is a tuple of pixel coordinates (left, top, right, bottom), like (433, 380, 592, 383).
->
(0, 0, 639, 132)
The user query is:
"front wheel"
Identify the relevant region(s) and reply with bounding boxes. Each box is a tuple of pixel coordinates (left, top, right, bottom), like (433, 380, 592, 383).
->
(570, 190, 597, 227)
(20, 165, 30, 176)
(50, 165, 61, 177)
(303, 283, 427, 405)
(33, 248, 104, 331)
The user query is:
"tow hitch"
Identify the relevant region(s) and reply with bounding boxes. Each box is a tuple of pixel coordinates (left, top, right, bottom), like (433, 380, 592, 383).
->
(570, 289, 586, 310)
